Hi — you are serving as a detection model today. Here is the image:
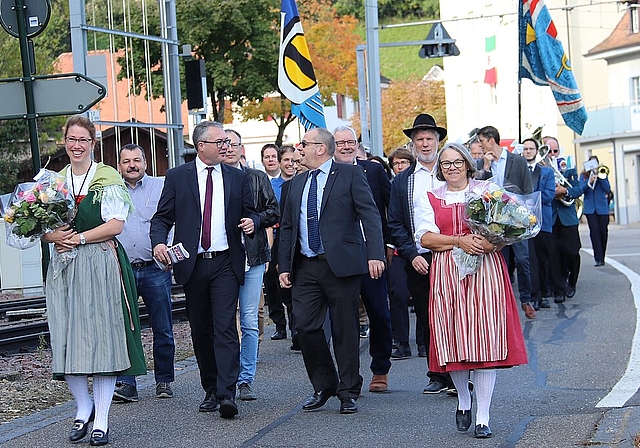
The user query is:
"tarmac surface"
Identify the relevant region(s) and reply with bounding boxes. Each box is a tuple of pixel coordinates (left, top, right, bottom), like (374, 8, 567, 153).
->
(2, 222, 640, 447)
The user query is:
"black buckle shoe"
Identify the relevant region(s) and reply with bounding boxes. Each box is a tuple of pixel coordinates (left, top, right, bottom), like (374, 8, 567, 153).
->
(89, 429, 109, 446)
(69, 408, 94, 442)
(474, 424, 492, 438)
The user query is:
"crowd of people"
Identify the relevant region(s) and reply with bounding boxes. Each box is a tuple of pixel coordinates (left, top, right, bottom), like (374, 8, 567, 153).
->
(42, 112, 610, 445)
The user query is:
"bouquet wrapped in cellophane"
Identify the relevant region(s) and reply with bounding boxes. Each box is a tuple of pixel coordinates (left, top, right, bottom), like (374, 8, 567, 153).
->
(464, 181, 541, 246)
(2, 169, 75, 249)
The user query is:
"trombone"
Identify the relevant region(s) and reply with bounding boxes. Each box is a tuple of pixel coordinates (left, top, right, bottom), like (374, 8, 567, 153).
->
(535, 144, 575, 207)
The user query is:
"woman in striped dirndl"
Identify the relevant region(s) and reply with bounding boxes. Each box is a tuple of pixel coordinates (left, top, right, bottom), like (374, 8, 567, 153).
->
(414, 143, 527, 439)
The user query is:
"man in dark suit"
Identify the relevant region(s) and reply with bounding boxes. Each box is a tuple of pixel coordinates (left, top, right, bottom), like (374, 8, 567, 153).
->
(476, 125, 536, 319)
(522, 138, 557, 309)
(333, 125, 393, 393)
(543, 135, 584, 302)
(150, 121, 259, 419)
(278, 127, 385, 414)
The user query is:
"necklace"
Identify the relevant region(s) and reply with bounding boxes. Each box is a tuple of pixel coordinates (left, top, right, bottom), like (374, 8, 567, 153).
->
(71, 161, 92, 206)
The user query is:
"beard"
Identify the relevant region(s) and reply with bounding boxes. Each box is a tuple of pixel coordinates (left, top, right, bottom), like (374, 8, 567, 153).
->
(417, 151, 437, 164)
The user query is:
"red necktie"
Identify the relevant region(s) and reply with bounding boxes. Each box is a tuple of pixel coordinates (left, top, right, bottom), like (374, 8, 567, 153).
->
(201, 167, 214, 251)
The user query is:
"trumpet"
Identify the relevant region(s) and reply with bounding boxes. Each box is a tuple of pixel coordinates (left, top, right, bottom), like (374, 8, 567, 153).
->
(587, 164, 610, 189)
(536, 144, 575, 206)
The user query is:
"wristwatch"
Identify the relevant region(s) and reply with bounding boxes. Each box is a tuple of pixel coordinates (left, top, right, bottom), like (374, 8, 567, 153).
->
(79, 233, 86, 245)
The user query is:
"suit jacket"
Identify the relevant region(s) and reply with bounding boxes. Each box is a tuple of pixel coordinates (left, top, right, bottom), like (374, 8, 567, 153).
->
(387, 161, 420, 263)
(278, 161, 385, 279)
(477, 151, 533, 195)
(531, 165, 556, 233)
(356, 159, 391, 244)
(581, 173, 611, 216)
(150, 160, 259, 285)
(552, 168, 583, 226)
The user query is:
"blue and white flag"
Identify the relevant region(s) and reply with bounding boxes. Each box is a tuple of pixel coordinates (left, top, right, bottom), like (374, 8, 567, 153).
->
(278, 0, 326, 130)
(519, 0, 588, 135)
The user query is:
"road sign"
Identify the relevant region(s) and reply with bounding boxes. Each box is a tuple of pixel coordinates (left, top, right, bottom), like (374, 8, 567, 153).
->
(0, 73, 106, 119)
(0, 0, 50, 38)
(419, 22, 460, 59)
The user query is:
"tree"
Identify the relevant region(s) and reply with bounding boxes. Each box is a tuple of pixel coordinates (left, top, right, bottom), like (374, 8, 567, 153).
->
(350, 76, 446, 154)
(335, 0, 439, 21)
(239, 97, 296, 147)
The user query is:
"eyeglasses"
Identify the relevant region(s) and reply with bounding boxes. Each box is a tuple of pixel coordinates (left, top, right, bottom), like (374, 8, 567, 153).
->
(66, 137, 92, 145)
(299, 141, 323, 149)
(440, 159, 466, 170)
(549, 149, 559, 154)
(392, 160, 411, 168)
(201, 138, 231, 149)
(335, 140, 357, 148)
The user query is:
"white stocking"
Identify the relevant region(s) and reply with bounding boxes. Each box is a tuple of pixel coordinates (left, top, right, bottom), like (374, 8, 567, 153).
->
(449, 370, 471, 411)
(474, 369, 496, 426)
(64, 375, 93, 421)
(92, 375, 117, 433)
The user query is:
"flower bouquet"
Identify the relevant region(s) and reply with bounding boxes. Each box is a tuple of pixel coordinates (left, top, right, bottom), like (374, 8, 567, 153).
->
(2, 169, 75, 249)
(464, 181, 541, 246)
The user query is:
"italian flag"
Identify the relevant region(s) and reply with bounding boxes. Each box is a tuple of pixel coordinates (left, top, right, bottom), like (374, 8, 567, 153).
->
(484, 35, 497, 86)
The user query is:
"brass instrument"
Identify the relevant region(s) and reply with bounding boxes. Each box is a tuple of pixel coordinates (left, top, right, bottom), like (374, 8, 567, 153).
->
(586, 164, 610, 189)
(537, 144, 575, 206)
(597, 164, 610, 180)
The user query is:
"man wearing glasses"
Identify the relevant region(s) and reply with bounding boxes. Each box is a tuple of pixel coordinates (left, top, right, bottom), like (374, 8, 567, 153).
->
(278, 127, 385, 414)
(333, 126, 393, 393)
(151, 121, 260, 419)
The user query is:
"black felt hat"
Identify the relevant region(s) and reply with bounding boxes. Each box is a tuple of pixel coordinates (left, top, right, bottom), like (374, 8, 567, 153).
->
(403, 114, 447, 140)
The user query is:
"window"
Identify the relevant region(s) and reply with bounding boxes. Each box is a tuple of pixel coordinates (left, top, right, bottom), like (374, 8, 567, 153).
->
(631, 76, 640, 105)
(632, 7, 639, 34)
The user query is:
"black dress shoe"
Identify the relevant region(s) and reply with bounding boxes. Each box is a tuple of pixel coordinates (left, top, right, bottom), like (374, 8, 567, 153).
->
(339, 397, 358, 414)
(219, 397, 238, 419)
(474, 424, 492, 438)
(456, 409, 472, 431)
(423, 380, 447, 394)
(89, 429, 109, 446)
(302, 389, 335, 411)
(199, 391, 218, 412)
(554, 295, 566, 304)
(595, 261, 605, 267)
(417, 345, 427, 357)
(69, 408, 95, 442)
(290, 334, 301, 351)
(566, 286, 576, 298)
(532, 301, 541, 311)
(271, 330, 287, 340)
(539, 298, 551, 308)
(390, 346, 411, 359)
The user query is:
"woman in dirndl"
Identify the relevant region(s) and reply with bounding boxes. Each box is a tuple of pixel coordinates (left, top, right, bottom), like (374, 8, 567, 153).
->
(414, 142, 527, 439)
(42, 115, 145, 446)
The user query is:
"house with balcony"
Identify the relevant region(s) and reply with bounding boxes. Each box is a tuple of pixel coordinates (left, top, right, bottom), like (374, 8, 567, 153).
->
(582, 3, 640, 224)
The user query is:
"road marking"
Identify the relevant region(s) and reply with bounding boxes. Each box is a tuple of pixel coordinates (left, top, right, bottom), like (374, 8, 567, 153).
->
(584, 249, 640, 408)
(607, 253, 640, 258)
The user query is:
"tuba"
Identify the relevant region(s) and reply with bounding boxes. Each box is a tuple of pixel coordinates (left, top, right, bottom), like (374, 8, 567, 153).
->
(536, 144, 575, 207)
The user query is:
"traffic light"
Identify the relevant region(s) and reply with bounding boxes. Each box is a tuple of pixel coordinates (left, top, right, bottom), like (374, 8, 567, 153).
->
(419, 22, 460, 59)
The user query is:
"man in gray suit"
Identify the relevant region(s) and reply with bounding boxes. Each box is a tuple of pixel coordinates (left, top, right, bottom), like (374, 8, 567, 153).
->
(278, 127, 385, 415)
(476, 125, 536, 319)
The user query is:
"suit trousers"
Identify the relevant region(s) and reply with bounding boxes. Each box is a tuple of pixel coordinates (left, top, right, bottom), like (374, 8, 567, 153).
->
(552, 222, 581, 290)
(360, 271, 392, 375)
(293, 256, 363, 399)
(264, 261, 288, 331)
(183, 253, 240, 399)
(586, 213, 609, 264)
(388, 254, 411, 347)
(405, 253, 452, 387)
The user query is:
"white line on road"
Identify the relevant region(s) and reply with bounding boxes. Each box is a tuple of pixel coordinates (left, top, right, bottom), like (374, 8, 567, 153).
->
(607, 253, 640, 258)
(584, 248, 640, 408)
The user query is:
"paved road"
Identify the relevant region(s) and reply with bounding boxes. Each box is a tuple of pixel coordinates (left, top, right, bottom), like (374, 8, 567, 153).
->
(2, 223, 639, 447)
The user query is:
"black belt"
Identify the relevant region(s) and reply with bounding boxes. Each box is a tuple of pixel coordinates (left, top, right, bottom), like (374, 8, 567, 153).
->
(302, 253, 327, 260)
(198, 250, 229, 259)
(131, 260, 152, 269)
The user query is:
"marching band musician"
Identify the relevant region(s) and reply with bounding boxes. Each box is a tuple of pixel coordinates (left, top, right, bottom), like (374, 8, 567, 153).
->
(580, 155, 612, 267)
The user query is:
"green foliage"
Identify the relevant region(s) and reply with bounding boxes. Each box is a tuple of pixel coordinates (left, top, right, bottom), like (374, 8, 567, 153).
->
(335, 0, 439, 21)
(378, 23, 443, 81)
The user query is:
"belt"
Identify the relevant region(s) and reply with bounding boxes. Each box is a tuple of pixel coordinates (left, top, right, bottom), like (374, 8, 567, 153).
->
(302, 253, 327, 260)
(131, 260, 151, 269)
(198, 250, 229, 259)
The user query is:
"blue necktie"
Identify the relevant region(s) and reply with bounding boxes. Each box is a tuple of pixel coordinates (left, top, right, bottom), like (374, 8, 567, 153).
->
(307, 170, 321, 253)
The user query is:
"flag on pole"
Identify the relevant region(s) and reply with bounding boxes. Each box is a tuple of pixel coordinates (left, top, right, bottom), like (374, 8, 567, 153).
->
(519, 0, 588, 135)
(484, 35, 497, 86)
(278, 0, 326, 130)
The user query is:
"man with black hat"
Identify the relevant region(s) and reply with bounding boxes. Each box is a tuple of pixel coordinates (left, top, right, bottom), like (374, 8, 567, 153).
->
(388, 113, 455, 394)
